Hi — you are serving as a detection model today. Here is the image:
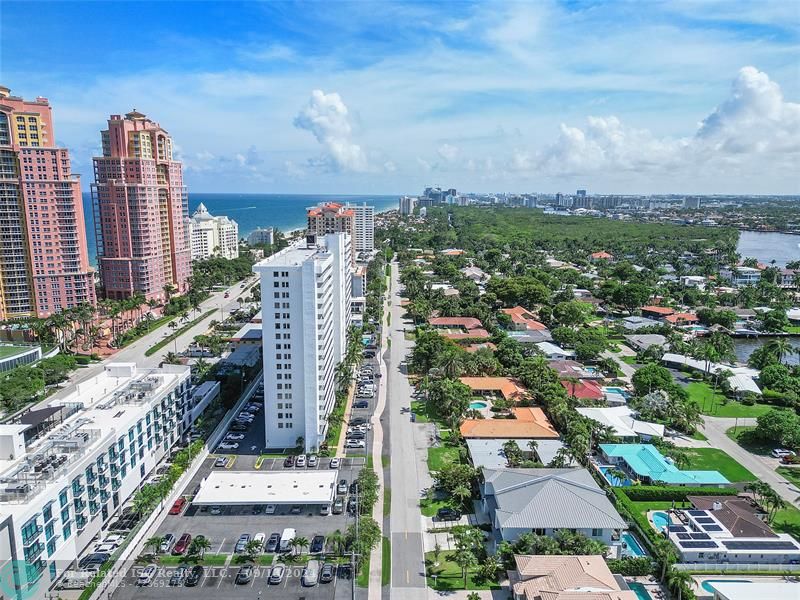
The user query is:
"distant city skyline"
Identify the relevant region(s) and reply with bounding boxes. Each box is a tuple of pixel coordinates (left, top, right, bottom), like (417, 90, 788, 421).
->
(2, 0, 798, 195)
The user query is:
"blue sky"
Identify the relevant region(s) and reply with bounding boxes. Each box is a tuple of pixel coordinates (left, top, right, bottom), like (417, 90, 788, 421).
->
(2, 0, 798, 194)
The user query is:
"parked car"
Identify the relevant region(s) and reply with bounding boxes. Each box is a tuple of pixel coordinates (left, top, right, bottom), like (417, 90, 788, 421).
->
(93, 542, 117, 554)
(772, 448, 796, 458)
(185, 565, 204, 587)
(350, 417, 367, 426)
(283, 455, 295, 467)
(295, 455, 307, 468)
(437, 507, 461, 521)
(332, 496, 345, 514)
(136, 564, 158, 586)
(169, 498, 187, 515)
(172, 533, 192, 555)
(302, 560, 320, 587)
(337, 479, 348, 494)
(265, 504, 277, 514)
(290, 505, 302, 515)
(160, 534, 175, 554)
(319, 504, 330, 516)
(347, 497, 357, 514)
(308, 455, 318, 468)
(230, 422, 248, 431)
(346, 431, 365, 440)
(353, 401, 369, 409)
(253, 532, 266, 550)
(209, 505, 222, 515)
(329, 458, 340, 468)
(782, 455, 800, 465)
(169, 565, 188, 586)
(235, 565, 253, 585)
(234, 533, 251, 554)
(268, 565, 285, 584)
(320, 563, 335, 583)
(310, 535, 325, 554)
(214, 457, 228, 467)
(266, 533, 281, 553)
(345, 439, 365, 448)
(79, 553, 109, 569)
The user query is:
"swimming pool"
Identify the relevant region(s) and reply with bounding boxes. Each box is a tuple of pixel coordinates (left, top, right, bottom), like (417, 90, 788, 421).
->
(620, 532, 647, 557)
(652, 511, 670, 531)
(469, 401, 488, 410)
(603, 386, 629, 397)
(585, 366, 599, 374)
(599, 466, 632, 487)
(701, 579, 752, 593)
(628, 582, 651, 600)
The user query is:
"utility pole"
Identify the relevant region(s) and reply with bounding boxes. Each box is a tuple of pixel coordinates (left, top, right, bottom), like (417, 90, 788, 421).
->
(351, 481, 359, 600)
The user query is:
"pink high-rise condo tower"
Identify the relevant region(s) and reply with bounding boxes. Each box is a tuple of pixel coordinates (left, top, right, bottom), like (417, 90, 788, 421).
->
(91, 110, 191, 300)
(0, 86, 96, 319)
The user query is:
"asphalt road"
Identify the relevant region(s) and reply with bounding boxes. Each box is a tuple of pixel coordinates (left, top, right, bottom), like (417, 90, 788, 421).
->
(386, 261, 427, 599)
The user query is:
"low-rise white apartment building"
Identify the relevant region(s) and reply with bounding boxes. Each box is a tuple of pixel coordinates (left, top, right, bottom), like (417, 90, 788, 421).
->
(720, 266, 761, 287)
(0, 363, 193, 599)
(253, 233, 352, 452)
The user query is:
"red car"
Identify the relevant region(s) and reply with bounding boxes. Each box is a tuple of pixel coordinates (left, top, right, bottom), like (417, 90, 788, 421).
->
(172, 533, 192, 555)
(169, 498, 187, 515)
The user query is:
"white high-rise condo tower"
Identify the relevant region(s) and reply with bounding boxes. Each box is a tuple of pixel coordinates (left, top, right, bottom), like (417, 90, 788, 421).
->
(253, 233, 352, 452)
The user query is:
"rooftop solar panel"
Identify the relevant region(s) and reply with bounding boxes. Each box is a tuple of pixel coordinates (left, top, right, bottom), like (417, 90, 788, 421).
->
(690, 533, 711, 540)
(695, 517, 715, 524)
(723, 540, 799, 551)
(702, 525, 723, 532)
(668, 525, 686, 533)
(677, 533, 691, 540)
(688, 510, 707, 516)
(681, 541, 718, 549)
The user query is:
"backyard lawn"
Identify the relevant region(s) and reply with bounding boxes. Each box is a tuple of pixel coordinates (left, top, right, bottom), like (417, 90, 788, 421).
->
(425, 551, 501, 591)
(773, 503, 800, 540)
(428, 444, 460, 471)
(682, 448, 756, 482)
(688, 382, 772, 418)
(777, 467, 800, 489)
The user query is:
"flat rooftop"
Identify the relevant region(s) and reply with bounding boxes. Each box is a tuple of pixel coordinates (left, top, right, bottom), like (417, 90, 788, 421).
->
(193, 470, 337, 505)
(252, 242, 325, 269)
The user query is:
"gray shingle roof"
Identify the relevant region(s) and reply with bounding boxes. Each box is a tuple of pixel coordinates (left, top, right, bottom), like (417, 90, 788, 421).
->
(482, 468, 627, 530)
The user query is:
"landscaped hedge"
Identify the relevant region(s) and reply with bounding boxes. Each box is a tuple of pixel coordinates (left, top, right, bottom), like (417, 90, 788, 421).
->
(606, 557, 653, 576)
(611, 489, 661, 550)
(622, 486, 740, 502)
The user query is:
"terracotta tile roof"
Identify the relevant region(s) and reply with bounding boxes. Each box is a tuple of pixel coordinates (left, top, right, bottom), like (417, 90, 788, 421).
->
(459, 377, 527, 400)
(641, 305, 675, 316)
(459, 407, 559, 439)
(589, 251, 614, 260)
(428, 316, 483, 329)
(513, 555, 636, 600)
(664, 312, 699, 324)
(561, 379, 604, 400)
(502, 306, 548, 330)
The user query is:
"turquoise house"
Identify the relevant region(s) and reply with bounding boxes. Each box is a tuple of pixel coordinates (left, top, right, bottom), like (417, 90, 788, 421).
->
(599, 443, 730, 487)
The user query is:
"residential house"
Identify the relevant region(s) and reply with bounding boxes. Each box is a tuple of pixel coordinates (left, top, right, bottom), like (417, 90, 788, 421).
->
(720, 266, 761, 287)
(548, 360, 602, 380)
(620, 316, 661, 331)
(779, 269, 799, 289)
(561, 379, 604, 401)
(665, 312, 699, 326)
(680, 275, 707, 289)
(624, 334, 667, 352)
(599, 444, 730, 487)
(460, 265, 490, 284)
(501, 306, 548, 332)
(663, 496, 800, 564)
(427, 316, 490, 341)
(459, 377, 527, 402)
(661, 353, 761, 397)
(640, 305, 675, 319)
(482, 468, 628, 546)
(534, 341, 574, 360)
(465, 438, 568, 469)
(589, 251, 615, 262)
(510, 554, 637, 600)
(460, 407, 560, 440)
(576, 406, 664, 440)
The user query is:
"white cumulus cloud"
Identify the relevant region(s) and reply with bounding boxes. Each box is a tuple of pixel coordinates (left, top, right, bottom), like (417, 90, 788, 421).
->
(437, 143, 460, 163)
(293, 89, 369, 172)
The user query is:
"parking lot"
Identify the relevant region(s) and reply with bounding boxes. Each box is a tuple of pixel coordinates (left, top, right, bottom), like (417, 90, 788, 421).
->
(113, 561, 355, 600)
(111, 351, 381, 600)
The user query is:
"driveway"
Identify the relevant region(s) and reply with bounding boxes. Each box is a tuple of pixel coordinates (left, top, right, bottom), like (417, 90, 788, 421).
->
(700, 416, 800, 506)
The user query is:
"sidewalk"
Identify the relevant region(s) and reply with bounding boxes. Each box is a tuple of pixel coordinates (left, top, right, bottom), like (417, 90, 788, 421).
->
(368, 284, 392, 599)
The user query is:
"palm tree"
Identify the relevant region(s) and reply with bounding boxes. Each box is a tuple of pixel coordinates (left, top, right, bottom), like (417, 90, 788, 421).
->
(666, 568, 693, 600)
(328, 529, 346, 556)
(243, 539, 263, 560)
(526, 439, 539, 460)
(452, 484, 471, 508)
(189, 535, 211, 558)
(653, 537, 677, 582)
(145, 536, 164, 556)
(766, 338, 794, 364)
(453, 547, 478, 588)
(162, 352, 181, 365)
(291, 536, 309, 556)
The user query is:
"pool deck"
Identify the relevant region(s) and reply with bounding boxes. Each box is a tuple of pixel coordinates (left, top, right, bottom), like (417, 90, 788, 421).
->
(626, 576, 666, 600)
(691, 575, 791, 598)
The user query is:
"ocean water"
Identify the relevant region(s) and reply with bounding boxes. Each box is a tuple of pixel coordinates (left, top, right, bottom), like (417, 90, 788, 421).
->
(81, 192, 399, 266)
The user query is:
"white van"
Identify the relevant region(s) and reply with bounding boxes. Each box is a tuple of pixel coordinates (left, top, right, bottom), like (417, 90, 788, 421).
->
(279, 528, 296, 553)
(302, 560, 319, 586)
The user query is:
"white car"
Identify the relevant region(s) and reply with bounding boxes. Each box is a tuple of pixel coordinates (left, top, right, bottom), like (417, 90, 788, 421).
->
(329, 458, 340, 469)
(345, 440, 366, 449)
(295, 455, 307, 467)
(137, 565, 158, 586)
(264, 504, 277, 515)
(225, 433, 245, 441)
(93, 542, 118, 554)
(772, 449, 796, 458)
(218, 442, 239, 451)
(253, 532, 266, 551)
(308, 455, 318, 468)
